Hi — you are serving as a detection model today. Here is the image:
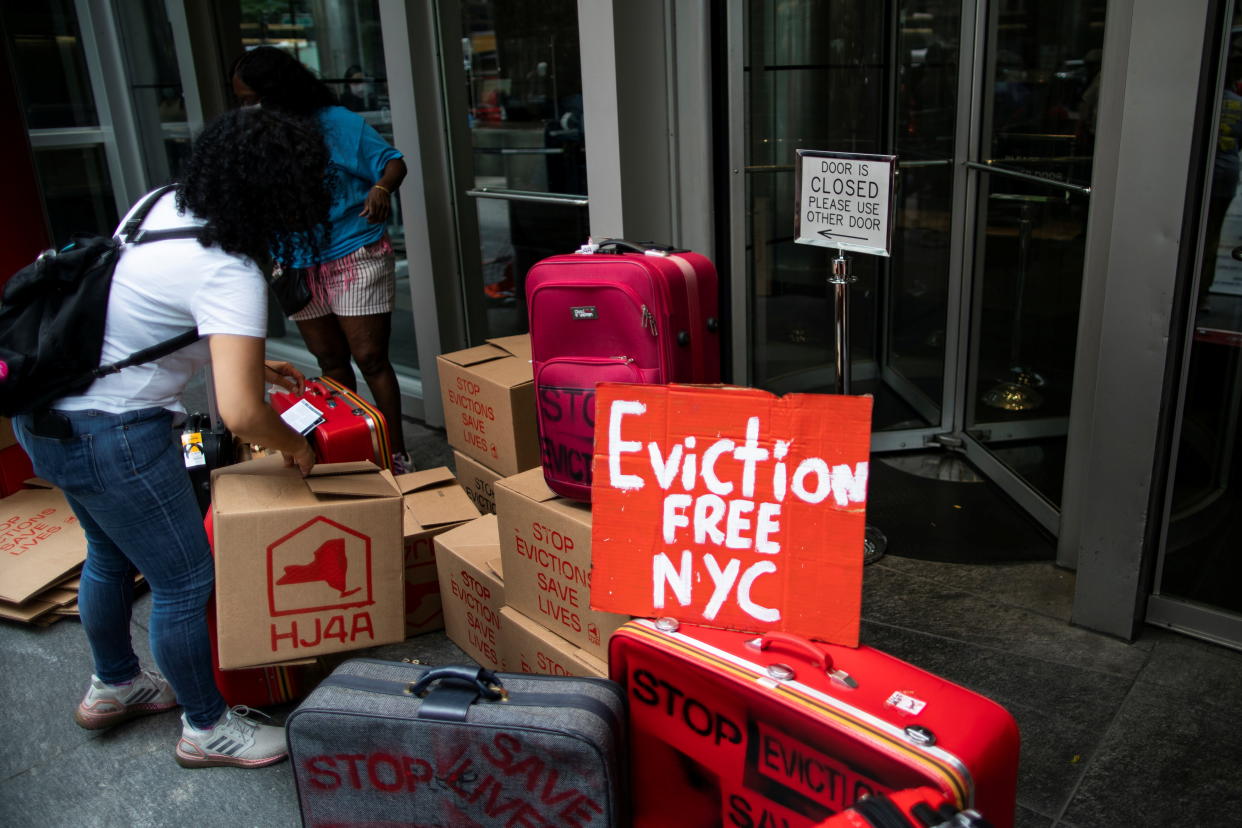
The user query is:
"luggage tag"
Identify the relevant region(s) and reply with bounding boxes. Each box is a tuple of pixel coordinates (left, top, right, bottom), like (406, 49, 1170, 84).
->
(279, 398, 326, 436)
(181, 431, 207, 468)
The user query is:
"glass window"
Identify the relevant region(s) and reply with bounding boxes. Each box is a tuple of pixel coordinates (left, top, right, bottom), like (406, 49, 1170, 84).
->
(459, 0, 589, 339)
(1160, 7, 1242, 616)
(235, 1, 417, 375)
(2, 1, 97, 129)
(33, 146, 117, 242)
(114, 0, 192, 182)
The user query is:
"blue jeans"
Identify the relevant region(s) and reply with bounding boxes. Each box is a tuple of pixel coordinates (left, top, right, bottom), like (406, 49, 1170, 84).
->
(14, 407, 226, 728)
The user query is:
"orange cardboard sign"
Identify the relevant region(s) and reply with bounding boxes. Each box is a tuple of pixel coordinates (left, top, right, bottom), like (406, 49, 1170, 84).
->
(589, 384, 872, 645)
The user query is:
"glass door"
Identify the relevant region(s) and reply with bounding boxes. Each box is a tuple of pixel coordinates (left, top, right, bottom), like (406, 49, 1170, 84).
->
(447, 0, 589, 343)
(957, 1, 1104, 533)
(1148, 1, 1242, 649)
(734, 0, 1105, 537)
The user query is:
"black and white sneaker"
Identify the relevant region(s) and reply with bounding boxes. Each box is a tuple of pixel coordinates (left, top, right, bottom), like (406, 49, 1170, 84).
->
(175, 706, 287, 769)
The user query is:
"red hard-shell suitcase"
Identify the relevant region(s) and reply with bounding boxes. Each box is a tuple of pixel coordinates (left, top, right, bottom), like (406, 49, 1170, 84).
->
(0, 442, 35, 497)
(609, 619, 1019, 828)
(269, 375, 391, 469)
(525, 238, 720, 500)
(203, 509, 323, 707)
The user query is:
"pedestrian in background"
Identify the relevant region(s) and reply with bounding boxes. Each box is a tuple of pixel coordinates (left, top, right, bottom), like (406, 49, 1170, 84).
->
(12, 106, 332, 768)
(231, 46, 413, 472)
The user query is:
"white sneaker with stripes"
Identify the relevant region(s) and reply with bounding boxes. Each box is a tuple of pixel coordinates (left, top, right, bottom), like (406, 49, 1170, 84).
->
(74, 669, 179, 730)
(175, 706, 288, 769)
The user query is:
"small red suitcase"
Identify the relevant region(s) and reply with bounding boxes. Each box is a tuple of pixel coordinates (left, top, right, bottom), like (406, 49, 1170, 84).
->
(203, 509, 323, 707)
(269, 375, 391, 469)
(525, 238, 720, 501)
(609, 619, 1019, 828)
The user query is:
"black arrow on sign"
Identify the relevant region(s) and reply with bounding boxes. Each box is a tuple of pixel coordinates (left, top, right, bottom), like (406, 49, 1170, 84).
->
(818, 230, 869, 241)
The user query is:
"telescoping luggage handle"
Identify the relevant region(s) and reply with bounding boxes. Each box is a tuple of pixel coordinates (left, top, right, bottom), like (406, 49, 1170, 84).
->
(576, 237, 690, 256)
(408, 666, 507, 722)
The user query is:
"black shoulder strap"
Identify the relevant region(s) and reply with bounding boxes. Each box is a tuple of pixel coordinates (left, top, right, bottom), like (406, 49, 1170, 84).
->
(90, 328, 202, 380)
(117, 184, 203, 245)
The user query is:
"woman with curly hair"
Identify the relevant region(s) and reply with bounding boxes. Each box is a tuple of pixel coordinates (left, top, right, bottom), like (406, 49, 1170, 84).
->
(231, 46, 412, 471)
(11, 106, 330, 769)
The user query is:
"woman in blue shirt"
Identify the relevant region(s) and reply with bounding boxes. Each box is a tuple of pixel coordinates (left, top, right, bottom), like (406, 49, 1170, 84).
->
(231, 46, 412, 471)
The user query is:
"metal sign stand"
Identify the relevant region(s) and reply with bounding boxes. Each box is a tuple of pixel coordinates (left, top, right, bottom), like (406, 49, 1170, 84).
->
(829, 252, 887, 564)
(795, 149, 896, 566)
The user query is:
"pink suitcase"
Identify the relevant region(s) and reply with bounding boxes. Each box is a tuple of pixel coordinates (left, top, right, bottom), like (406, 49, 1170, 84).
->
(525, 238, 720, 500)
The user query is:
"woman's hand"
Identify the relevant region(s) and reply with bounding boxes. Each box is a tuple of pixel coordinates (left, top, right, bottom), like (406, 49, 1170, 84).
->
(264, 360, 306, 395)
(359, 186, 391, 224)
(282, 436, 316, 477)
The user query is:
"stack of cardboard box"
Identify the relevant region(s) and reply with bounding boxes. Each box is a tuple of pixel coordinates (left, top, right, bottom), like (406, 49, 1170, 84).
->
(209, 456, 478, 670)
(437, 335, 541, 515)
(434, 342, 630, 678)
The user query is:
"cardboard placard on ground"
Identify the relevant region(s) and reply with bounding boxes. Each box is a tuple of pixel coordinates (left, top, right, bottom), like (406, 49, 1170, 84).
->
(434, 514, 506, 670)
(452, 450, 502, 515)
(0, 488, 87, 603)
(397, 467, 480, 637)
(590, 384, 872, 646)
(495, 468, 629, 661)
(499, 606, 608, 679)
(211, 456, 405, 669)
(437, 335, 540, 477)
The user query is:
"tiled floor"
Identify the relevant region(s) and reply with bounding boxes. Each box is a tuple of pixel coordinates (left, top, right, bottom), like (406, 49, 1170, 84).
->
(2, 422, 1240, 826)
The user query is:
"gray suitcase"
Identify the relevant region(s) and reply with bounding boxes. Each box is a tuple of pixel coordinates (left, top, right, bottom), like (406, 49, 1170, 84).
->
(286, 659, 626, 827)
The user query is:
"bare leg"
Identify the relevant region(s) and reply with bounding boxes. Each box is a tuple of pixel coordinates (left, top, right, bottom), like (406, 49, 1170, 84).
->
(294, 315, 357, 391)
(337, 312, 406, 456)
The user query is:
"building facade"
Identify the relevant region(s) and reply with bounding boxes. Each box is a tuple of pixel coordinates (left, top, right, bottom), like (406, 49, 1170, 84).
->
(2, 0, 1239, 649)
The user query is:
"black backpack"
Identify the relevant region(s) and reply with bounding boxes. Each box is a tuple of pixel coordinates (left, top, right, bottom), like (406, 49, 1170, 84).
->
(0, 185, 203, 417)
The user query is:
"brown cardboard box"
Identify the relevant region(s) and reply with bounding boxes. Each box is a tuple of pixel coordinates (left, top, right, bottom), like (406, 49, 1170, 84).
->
(437, 335, 539, 477)
(499, 606, 608, 679)
(434, 514, 506, 670)
(397, 467, 481, 637)
(211, 456, 405, 669)
(0, 487, 87, 603)
(452, 450, 503, 515)
(495, 468, 628, 661)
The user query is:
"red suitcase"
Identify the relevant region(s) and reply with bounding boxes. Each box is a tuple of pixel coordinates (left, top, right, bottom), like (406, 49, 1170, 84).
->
(525, 238, 720, 500)
(269, 375, 391, 469)
(816, 786, 993, 827)
(609, 619, 1019, 828)
(0, 442, 35, 497)
(203, 509, 323, 707)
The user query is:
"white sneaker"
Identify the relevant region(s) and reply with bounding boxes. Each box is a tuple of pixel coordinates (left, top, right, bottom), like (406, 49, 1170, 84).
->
(175, 706, 288, 769)
(74, 670, 179, 730)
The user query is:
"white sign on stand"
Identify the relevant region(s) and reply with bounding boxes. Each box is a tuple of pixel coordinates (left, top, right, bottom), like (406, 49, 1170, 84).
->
(795, 150, 897, 256)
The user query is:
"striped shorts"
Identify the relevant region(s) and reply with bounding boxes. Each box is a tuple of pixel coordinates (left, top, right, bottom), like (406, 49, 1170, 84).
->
(287, 236, 396, 320)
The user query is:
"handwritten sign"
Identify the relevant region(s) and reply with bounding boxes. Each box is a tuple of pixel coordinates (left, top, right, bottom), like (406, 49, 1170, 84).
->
(589, 384, 872, 645)
(795, 150, 896, 257)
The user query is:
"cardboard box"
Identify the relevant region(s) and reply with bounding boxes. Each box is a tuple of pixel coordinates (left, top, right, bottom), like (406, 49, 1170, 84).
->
(397, 467, 481, 637)
(437, 335, 539, 477)
(453, 450, 503, 515)
(499, 606, 608, 679)
(434, 514, 506, 670)
(211, 457, 405, 669)
(495, 468, 628, 661)
(0, 487, 87, 603)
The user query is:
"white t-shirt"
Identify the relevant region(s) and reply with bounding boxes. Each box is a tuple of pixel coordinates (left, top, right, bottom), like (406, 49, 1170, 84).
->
(57, 189, 268, 415)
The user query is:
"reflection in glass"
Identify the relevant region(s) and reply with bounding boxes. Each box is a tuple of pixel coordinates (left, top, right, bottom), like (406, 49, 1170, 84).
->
(2, 1, 98, 129)
(747, 1, 886, 404)
(459, 0, 588, 339)
(235, 0, 417, 374)
(114, 0, 191, 182)
(966, 0, 1104, 507)
(34, 146, 118, 243)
